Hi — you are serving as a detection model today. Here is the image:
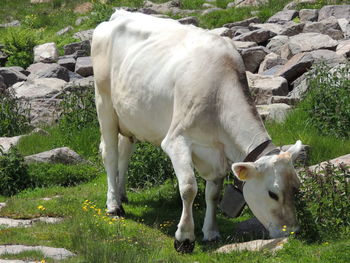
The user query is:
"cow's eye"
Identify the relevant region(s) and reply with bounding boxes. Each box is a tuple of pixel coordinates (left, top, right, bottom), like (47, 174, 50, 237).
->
(268, 191, 279, 201)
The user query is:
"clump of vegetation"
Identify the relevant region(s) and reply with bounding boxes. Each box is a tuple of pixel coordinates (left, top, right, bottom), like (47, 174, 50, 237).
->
(28, 162, 99, 188)
(0, 89, 31, 137)
(303, 62, 350, 139)
(0, 147, 30, 196)
(296, 163, 350, 242)
(2, 27, 40, 68)
(128, 142, 175, 188)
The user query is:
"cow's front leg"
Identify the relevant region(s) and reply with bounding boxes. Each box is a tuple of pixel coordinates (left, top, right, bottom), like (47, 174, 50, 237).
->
(162, 136, 197, 253)
(202, 178, 223, 241)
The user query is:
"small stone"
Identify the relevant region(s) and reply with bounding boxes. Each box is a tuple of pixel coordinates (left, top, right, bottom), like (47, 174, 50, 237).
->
(267, 10, 298, 23)
(0, 136, 23, 154)
(0, 245, 75, 260)
(201, 8, 223, 16)
(232, 41, 257, 49)
(75, 57, 93, 77)
(33, 43, 59, 63)
(299, 9, 319, 22)
(0, 20, 20, 28)
(258, 53, 287, 74)
(73, 29, 94, 41)
(240, 46, 270, 73)
(58, 57, 76, 72)
(24, 147, 86, 165)
(233, 29, 276, 44)
(224, 17, 261, 28)
(178, 16, 198, 26)
(257, 103, 291, 122)
(75, 16, 89, 26)
(56, 26, 73, 36)
(64, 40, 91, 56)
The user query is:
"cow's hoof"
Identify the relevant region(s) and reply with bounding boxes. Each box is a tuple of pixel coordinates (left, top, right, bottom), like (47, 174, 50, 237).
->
(107, 205, 126, 217)
(174, 239, 195, 253)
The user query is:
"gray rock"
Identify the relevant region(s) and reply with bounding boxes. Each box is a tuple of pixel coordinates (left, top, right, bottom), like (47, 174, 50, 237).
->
(58, 57, 76, 72)
(73, 29, 94, 41)
(68, 70, 84, 81)
(283, 0, 316, 11)
(64, 76, 94, 91)
(56, 26, 73, 36)
(0, 136, 23, 154)
(336, 40, 350, 57)
(258, 53, 287, 74)
(241, 46, 269, 73)
(266, 35, 289, 54)
(0, 20, 20, 28)
(201, 8, 223, 16)
(223, 17, 260, 28)
(75, 16, 89, 26)
(232, 0, 268, 8)
(0, 67, 28, 88)
(0, 75, 5, 91)
(261, 65, 283, 76)
(216, 237, 288, 253)
(249, 22, 304, 36)
(318, 5, 350, 21)
(33, 42, 59, 63)
(289, 74, 308, 100)
(138, 8, 158, 15)
(268, 96, 298, 106)
(247, 72, 289, 104)
(202, 3, 216, 9)
(276, 52, 314, 83)
(249, 23, 283, 35)
(303, 18, 344, 40)
(233, 29, 276, 44)
(309, 153, 350, 172)
(299, 9, 319, 22)
(27, 63, 70, 82)
(209, 27, 233, 38)
(257, 103, 291, 123)
(75, 57, 93, 77)
(232, 41, 257, 49)
(8, 66, 29, 76)
(231, 26, 251, 37)
(267, 10, 298, 23)
(24, 147, 86, 165)
(178, 16, 199, 26)
(309, 49, 347, 65)
(0, 245, 75, 260)
(287, 33, 338, 55)
(338, 18, 350, 38)
(64, 40, 91, 56)
(0, 217, 63, 228)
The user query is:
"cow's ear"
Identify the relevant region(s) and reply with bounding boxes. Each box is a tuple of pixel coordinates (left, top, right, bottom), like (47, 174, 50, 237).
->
(232, 162, 258, 181)
(286, 140, 303, 162)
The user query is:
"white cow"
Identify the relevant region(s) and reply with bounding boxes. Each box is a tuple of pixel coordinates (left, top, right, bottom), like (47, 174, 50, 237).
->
(92, 10, 302, 253)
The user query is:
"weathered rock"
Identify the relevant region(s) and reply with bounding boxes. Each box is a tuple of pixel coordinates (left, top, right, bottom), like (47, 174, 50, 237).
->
(27, 63, 70, 82)
(0, 245, 75, 260)
(58, 57, 76, 72)
(318, 5, 350, 21)
(216, 237, 288, 253)
(0, 203, 6, 210)
(202, 3, 216, 9)
(231, 26, 251, 37)
(287, 33, 338, 55)
(138, 8, 158, 15)
(258, 52, 287, 74)
(289, 74, 308, 100)
(303, 18, 344, 40)
(56, 26, 73, 36)
(241, 46, 269, 73)
(336, 40, 350, 57)
(261, 65, 283, 76)
(299, 9, 319, 22)
(338, 18, 350, 37)
(75, 16, 89, 26)
(231, 0, 268, 8)
(64, 40, 91, 56)
(309, 49, 347, 65)
(0, 20, 20, 28)
(249, 23, 283, 35)
(0, 136, 23, 154)
(276, 52, 313, 82)
(209, 27, 233, 38)
(201, 8, 223, 16)
(283, 0, 316, 11)
(268, 96, 298, 106)
(233, 29, 276, 44)
(266, 35, 289, 54)
(250, 21, 304, 36)
(309, 154, 350, 172)
(0, 67, 28, 88)
(31, 0, 52, 3)
(143, 0, 195, 16)
(178, 16, 199, 26)
(33, 43, 59, 63)
(64, 76, 94, 91)
(68, 70, 84, 81)
(75, 57, 93, 77)
(247, 72, 289, 104)
(267, 10, 298, 23)
(232, 41, 257, 49)
(73, 29, 94, 41)
(24, 147, 86, 165)
(0, 217, 63, 228)
(224, 17, 260, 28)
(257, 103, 291, 122)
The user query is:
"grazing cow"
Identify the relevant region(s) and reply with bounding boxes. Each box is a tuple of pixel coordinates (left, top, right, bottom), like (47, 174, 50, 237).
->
(92, 10, 302, 253)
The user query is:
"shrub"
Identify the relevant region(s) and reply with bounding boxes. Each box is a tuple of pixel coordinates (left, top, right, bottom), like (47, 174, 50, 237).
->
(0, 89, 31, 137)
(303, 62, 350, 139)
(88, 1, 115, 26)
(0, 147, 30, 196)
(28, 163, 99, 188)
(3, 28, 40, 68)
(128, 142, 175, 188)
(296, 163, 350, 241)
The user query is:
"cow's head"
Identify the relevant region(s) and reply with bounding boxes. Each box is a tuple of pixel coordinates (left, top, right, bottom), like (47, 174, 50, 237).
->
(232, 140, 302, 238)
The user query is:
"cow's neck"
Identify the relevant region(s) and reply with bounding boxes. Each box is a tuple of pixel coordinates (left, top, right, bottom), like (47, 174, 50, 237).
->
(243, 140, 279, 162)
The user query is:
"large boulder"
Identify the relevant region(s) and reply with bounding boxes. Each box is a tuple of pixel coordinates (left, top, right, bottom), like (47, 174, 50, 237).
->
(247, 72, 289, 104)
(24, 147, 86, 165)
(0, 67, 28, 88)
(318, 5, 350, 21)
(302, 17, 344, 40)
(33, 43, 59, 63)
(26, 63, 70, 82)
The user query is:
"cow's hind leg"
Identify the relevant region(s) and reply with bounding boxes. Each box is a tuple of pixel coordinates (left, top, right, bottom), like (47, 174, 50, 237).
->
(117, 135, 135, 203)
(95, 90, 124, 216)
(161, 135, 197, 253)
(202, 178, 223, 242)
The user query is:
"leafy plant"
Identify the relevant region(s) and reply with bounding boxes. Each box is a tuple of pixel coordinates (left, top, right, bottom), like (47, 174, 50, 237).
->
(296, 163, 350, 241)
(128, 142, 175, 188)
(0, 147, 30, 196)
(88, 0, 115, 26)
(3, 28, 40, 68)
(303, 62, 350, 139)
(0, 89, 31, 137)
